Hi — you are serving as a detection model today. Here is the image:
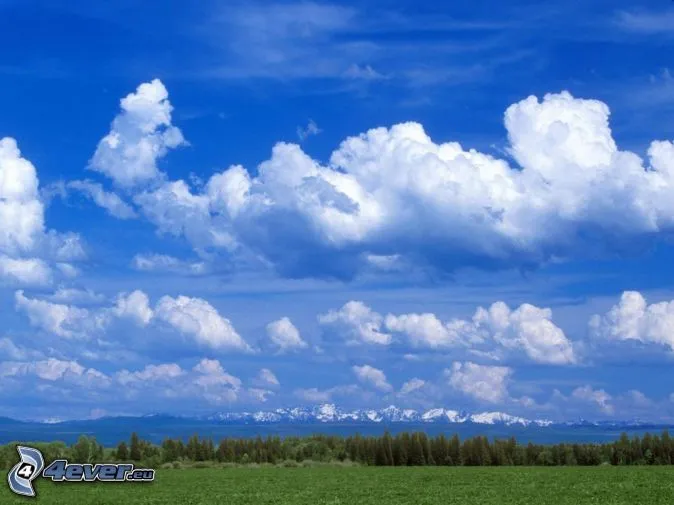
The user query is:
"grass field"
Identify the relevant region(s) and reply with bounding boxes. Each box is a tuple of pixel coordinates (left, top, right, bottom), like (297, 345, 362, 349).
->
(3, 466, 674, 504)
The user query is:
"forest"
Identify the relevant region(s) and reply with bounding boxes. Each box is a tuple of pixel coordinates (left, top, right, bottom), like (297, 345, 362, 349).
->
(3, 431, 674, 470)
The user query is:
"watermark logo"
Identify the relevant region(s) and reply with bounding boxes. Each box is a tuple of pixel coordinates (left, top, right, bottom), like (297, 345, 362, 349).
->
(8, 446, 45, 497)
(7, 446, 154, 498)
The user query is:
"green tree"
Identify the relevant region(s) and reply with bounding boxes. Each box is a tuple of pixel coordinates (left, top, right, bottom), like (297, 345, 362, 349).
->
(129, 432, 142, 461)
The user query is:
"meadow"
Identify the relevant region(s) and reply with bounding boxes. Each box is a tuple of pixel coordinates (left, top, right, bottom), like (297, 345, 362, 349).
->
(3, 466, 674, 504)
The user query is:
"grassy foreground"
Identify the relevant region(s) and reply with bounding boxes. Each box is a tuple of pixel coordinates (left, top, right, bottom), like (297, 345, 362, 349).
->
(3, 466, 674, 504)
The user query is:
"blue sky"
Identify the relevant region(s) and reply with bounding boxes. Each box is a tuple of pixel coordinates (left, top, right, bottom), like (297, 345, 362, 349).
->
(1, 0, 674, 421)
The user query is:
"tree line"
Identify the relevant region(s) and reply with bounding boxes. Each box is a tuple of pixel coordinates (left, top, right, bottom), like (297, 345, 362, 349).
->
(2, 431, 674, 469)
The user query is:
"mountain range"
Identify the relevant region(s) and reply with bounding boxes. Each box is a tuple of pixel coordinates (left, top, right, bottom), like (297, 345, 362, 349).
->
(0, 405, 666, 446)
(202, 404, 556, 427)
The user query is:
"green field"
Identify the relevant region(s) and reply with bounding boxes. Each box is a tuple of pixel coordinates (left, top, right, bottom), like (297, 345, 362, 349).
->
(3, 466, 674, 504)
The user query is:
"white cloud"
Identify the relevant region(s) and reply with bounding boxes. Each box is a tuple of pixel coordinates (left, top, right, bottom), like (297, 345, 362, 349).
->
(113, 87, 674, 280)
(14, 290, 101, 339)
(352, 364, 393, 392)
(385, 312, 463, 349)
(589, 291, 674, 350)
(446, 361, 512, 404)
(0, 338, 43, 360)
(113, 290, 154, 327)
(318, 301, 391, 345)
(266, 317, 307, 351)
(384, 301, 575, 365)
(155, 295, 251, 351)
(255, 368, 280, 387)
(89, 79, 186, 188)
(46, 287, 105, 304)
(55, 263, 80, 278)
(0, 358, 106, 384)
(116, 363, 184, 385)
(0, 138, 81, 285)
(295, 387, 332, 403)
(0, 137, 44, 253)
(571, 385, 614, 415)
(470, 302, 576, 365)
(191, 358, 242, 404)
(131, 253, 207, 275)
(67, 180, 137, 219)
(0, 256, 51, 285)
(297, 119, 322, 141)
(400, 377, 426, 395)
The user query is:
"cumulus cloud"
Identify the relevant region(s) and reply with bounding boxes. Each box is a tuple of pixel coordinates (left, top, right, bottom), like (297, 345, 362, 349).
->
(446, 361, 512, 404)
(14, 290, 104, 339)
(294, 387, 332, 403)
(293, 384, 361, 404)
(190, 358, 242, 404)
(116, 363, 183, 385)
(266, 317, 307, 351)
(67, 180, 137, 219)
(400, 377, 426, 395)
(113, 290, 154, 327)
(99, 85, 674, 280)
(0, 358, 107, 384)
(0, 256, 52, 285)
(352, 364, 393, 392)
(589, 291, 674, 350)
(0, 356, 250, 417)
(14, 289, 251, 354)
(385, 312, 464, 349)
(571, 385, 614, 415)
(318, 301, 391, 345)
(45, 287, 105, 304)
(319, 299, 575, 364)
(254, 368, 280, 388)
(469, 302, 576, 365)
(0, 138, 82, 285)
(131, 253, 207, 275)
(155, 295, 252, 351)
(89, 79, 186, 188)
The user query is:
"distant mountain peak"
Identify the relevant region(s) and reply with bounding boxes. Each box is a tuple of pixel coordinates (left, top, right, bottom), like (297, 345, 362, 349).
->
(204, 404, 554, 427)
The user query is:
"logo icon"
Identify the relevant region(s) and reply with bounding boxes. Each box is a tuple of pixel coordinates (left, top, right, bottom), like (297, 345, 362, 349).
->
(8, 446, 45, 497)
(6, 445, 155, 497)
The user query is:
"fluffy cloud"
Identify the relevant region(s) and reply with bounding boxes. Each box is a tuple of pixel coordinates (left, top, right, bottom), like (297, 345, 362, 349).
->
(399, 377, 426, 395)
(318, 301, 391, 345)
(0, 138, 82, 285)
(469, 302, 576, 365)
(0, 358, 107, 384)
(266, 317, 307, 351)
(446, 361, 512, 404)
(0, 137, 44, 253)
(589, 291, 674, 350)
(320, 299, 575, 364)
(0, 256, 51, 285)
(100, 83, 674, 280)
(15, 290, 104, 339)
(254, 368, 280, 388)
(385, 312, 464, 349)
(352, 364, 393, 392)
(571, 385, 614, 415)
(116, 363, 183, 385)
(113, 290, 154, 327)
(131, 253, 207, 275)
(14, 289, 251, 354)
(89, 79, 186, 188)
(155, 295, 251, 351)
(67, 180, 137, 219)
(0, 356, 254, 417)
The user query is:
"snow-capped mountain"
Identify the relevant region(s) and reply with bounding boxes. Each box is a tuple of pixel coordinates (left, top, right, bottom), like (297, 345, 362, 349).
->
(205, 404, 553, 427)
